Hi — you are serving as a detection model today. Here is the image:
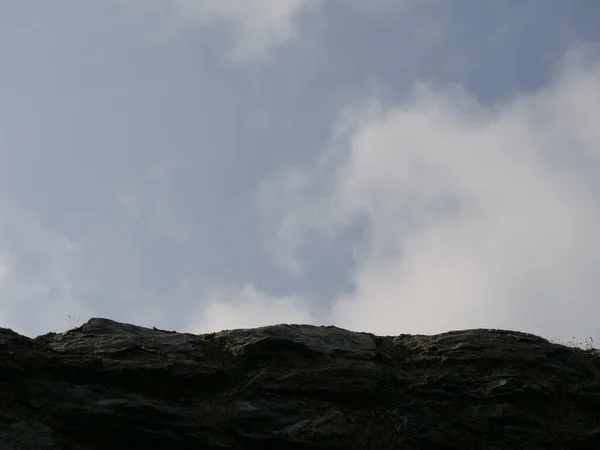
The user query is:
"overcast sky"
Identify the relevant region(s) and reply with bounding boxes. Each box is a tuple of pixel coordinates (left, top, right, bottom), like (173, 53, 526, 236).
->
(1, 1, 599, 346)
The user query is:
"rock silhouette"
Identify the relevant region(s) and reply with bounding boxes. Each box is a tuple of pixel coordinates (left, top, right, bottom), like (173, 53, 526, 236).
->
(1, 317, 600, 449)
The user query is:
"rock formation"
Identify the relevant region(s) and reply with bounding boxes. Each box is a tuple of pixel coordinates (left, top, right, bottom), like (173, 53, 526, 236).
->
(1, 317, 600, 449)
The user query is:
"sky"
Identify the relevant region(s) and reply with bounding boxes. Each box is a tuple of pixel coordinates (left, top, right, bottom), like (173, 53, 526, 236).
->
(1, 1, 599, 346)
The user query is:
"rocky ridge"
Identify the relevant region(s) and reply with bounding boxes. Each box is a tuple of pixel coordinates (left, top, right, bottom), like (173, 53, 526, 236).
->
(1, 317, 600, 449)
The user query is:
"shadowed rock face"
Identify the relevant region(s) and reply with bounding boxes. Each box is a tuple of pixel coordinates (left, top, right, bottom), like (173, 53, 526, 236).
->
(1, 318, 600, 449)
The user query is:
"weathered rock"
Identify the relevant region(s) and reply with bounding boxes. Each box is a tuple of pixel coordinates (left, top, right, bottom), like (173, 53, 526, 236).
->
(1, 317, 600, 449)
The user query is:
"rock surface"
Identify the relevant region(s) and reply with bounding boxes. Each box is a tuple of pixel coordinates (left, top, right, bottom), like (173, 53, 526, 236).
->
(1, 317, 600, 449)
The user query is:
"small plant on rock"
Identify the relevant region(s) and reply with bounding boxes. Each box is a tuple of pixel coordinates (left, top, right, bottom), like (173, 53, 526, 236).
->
(550, 336, 595, 351)
(64, 315, 81, 331)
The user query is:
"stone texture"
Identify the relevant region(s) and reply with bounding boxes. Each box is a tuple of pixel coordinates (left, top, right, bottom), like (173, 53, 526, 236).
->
(1, 317, 600, 449)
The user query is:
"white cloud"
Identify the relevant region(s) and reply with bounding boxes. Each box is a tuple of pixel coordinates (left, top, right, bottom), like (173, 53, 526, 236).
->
(183, 284, 315, 333)
(122, 0, 322, 62)
(258, 45, 600, 342)
(0, 205, 96, 337)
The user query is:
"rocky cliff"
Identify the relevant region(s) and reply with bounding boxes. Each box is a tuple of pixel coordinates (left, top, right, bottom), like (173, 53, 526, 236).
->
(1, 317, 600, 449)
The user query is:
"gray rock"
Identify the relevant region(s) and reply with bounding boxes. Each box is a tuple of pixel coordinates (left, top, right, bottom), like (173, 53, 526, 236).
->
(213, 323, 377, 359)
(0, 317, 599, 449)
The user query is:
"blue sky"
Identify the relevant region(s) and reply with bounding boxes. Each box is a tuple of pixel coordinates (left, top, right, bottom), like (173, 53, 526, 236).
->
(1, 1, 599, 345)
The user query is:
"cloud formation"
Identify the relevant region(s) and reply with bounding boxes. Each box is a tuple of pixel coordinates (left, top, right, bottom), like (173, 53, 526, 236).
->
(2, 2, 597, 348)
(123, 0, 322, 62)
(0, 203, 96, 337)
(257, 45, 600, 341)
(184, 284, 315, 333)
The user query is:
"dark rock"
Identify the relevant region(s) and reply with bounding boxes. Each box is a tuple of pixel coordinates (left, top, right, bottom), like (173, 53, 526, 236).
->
(1, 317, 599, 449)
